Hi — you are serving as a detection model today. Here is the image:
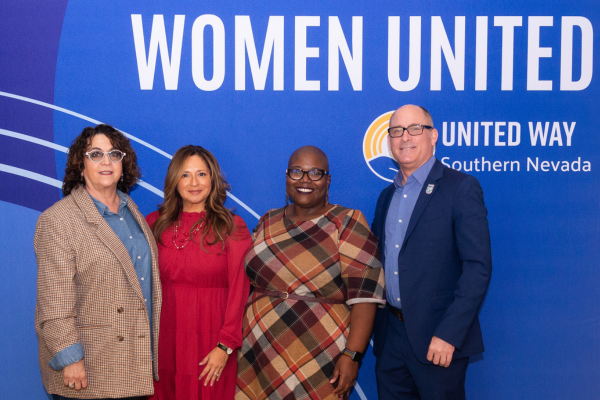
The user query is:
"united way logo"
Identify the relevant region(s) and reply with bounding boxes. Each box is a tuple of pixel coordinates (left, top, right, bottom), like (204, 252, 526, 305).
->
(363, 111, 398, 182)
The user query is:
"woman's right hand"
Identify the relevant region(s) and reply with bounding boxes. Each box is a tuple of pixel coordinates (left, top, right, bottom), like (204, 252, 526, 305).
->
(63, 359, 88, 391)
(199, 347, 229, 387)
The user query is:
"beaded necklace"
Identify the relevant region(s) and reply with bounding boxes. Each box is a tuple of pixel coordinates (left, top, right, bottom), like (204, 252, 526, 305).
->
(172, 216, 205, 250)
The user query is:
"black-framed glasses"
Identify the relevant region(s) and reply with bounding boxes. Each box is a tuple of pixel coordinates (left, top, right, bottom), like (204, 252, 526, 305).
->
(85, 150, 126, 163)
(286, 168, 329, 181)
(387, 124, 433, 138)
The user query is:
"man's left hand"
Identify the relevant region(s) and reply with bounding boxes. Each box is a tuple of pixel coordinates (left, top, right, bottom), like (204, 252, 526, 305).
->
(426, 336, 455, 367)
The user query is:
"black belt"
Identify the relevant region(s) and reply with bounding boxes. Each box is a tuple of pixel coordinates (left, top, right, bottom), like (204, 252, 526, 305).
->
(388, 305, 404, 321)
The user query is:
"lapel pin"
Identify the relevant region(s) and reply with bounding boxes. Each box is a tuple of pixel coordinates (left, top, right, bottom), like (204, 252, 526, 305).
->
(426, 184, 435, 194)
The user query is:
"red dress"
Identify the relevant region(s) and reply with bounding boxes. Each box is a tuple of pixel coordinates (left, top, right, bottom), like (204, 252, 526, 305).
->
(146, 211, 251, 400)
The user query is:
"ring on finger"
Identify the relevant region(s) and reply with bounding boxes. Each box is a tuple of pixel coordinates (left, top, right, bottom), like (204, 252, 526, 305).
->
(213, 372, 220, 376)
(69, 382, 75, 388)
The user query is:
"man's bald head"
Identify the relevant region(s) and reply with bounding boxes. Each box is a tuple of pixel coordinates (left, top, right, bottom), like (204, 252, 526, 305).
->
(288, 145, 329, 170)
(391, 104, 434, 128)
(387, 104, 438, 182)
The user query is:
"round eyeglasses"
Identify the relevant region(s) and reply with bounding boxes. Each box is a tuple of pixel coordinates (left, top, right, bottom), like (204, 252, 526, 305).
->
(85, 150, 126, 163)
(286, 168, 329, 181)
(387, 124, 433, 138)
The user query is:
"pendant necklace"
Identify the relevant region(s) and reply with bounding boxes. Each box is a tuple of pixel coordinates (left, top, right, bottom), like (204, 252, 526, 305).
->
(172, 216, 205, 250)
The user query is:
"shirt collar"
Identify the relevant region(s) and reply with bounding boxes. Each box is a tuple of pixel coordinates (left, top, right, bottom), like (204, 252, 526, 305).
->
(90, 189, 129, 215)
(393, 155, 436, 188)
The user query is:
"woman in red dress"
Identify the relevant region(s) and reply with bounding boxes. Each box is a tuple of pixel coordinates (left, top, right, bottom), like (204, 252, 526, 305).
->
(146, 145, 251, 400)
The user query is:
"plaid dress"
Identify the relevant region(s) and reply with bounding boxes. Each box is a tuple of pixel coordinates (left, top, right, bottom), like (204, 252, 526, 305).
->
(236, 205, 385, 400)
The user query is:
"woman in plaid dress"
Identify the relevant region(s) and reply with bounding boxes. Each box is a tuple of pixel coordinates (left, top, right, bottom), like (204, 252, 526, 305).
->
(236, 146, 385, 400)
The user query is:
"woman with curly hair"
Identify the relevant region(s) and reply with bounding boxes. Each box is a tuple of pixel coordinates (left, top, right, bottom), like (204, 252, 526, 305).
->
(146, 145, 251, 400)
(35, 124, 162, 400)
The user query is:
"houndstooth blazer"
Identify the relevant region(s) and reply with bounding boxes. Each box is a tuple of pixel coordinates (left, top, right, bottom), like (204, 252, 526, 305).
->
(34, 185, 162, 398)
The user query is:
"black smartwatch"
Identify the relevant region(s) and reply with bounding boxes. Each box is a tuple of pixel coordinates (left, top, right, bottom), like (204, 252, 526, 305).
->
(216, 342, 233, 355)
(342, 348, 364, 363)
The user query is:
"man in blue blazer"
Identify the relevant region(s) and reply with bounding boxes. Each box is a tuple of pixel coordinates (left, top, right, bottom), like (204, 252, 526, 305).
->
(372, 105, 492, 399)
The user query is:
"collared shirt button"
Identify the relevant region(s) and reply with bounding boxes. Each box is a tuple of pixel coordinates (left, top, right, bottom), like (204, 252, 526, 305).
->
(141, 277, 145, 281)
(403, 194, 407, 198)
(129, 236, 133, 239)
(144, 299, 147, 302)
(399, 219, 402, 223)
(120, 218, 123, 221)
(137, 255, 141, 259)
(396, 298, 400, 301)
(394, 271, 398, 275)
(395, 244, 399, 248)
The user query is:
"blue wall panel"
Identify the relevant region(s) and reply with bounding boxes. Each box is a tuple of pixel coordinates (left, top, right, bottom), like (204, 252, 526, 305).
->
(1, 0, 599, 398)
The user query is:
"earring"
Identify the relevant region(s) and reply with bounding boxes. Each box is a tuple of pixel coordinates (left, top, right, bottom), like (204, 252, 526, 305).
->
(326, 190, 329, 205)
(285, 192, 290, 205)
(120, 174, 124, 182)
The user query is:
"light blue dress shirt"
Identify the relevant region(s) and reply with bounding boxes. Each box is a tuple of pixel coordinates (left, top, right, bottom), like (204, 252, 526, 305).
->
(49, 190, 153, 370)
(384, 156, 436, 309)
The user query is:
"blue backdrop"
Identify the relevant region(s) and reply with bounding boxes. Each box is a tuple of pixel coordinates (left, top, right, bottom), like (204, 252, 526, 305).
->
(1, 0, 599, 398)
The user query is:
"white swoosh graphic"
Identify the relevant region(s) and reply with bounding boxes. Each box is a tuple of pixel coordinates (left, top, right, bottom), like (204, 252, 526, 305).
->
(0, 92, 260, 219)
(0, 127, 163, 197)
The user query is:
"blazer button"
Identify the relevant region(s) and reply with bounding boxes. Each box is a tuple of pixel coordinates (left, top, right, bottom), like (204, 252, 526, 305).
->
(117, 307, 124, 313)
(117, 336, 124, 341)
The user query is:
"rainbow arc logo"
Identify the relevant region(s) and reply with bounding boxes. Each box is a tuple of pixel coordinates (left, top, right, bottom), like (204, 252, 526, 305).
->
(363, 111, 397, 182)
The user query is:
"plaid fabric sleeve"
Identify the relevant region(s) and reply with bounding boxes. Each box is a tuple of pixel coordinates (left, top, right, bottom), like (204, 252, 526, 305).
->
(250, 211, 270, 242)
(34, 211, 82, 359)
(337, 209, 386, 307)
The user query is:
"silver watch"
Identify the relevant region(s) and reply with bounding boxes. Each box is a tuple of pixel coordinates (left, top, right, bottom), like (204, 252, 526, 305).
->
(217, 342, 233, 355)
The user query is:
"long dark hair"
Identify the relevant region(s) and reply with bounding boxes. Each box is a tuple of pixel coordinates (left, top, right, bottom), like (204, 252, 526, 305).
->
(62, 124, 140, 196)
(151, 145, 234, 251)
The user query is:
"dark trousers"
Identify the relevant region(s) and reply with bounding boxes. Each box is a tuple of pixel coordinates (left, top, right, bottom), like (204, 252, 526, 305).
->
(52, 395, 141, 400)
(375, 310, 469, 400)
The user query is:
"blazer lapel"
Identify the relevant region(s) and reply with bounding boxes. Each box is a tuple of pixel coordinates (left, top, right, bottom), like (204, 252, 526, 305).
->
(402, 160, 445, 248)
(122, 193, 162, 369)
(126, 196, 162, 303)
(127, 196, 158, 273)
(72, 186, 145, 302)
(378, 185, 395, 266)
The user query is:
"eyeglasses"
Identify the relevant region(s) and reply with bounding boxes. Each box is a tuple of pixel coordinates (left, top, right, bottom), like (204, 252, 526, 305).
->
(85, 150, 126, 163)
(387, 124, 433, 138)
(286, 168, 329, 181)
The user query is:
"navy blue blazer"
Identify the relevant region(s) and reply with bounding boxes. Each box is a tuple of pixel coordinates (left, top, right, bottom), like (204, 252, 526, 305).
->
(372, 159, 492, 364)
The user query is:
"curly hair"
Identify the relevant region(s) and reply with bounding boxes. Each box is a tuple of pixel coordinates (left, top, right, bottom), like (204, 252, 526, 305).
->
(62, 124, 141, 196)
(151, 145, 235, 252)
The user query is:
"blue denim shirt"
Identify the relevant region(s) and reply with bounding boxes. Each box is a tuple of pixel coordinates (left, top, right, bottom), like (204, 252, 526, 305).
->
(49, 190, 153, 370)
(384, 156, 436, 309)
